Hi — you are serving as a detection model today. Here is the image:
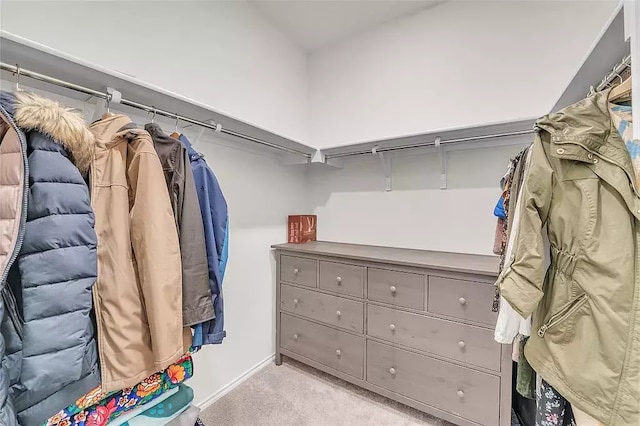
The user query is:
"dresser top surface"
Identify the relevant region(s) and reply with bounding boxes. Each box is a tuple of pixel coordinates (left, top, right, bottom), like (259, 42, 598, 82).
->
(272, 241, 499, 277)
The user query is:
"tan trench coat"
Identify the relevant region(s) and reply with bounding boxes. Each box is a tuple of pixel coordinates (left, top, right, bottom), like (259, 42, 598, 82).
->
(90, 114, 186, 392)
(497, 90, 640, 425)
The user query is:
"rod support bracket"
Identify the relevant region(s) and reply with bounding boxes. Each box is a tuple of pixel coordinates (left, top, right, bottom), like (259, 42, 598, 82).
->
(435, 137, 447, 189)
(106, 87, 122, 104)
(372, 146, 392, 192)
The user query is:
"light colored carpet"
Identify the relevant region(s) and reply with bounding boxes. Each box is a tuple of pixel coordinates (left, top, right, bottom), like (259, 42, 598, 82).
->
(199, 357, 453, 426)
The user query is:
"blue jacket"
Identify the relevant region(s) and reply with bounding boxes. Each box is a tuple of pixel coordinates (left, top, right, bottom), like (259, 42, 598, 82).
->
(179, 135, 228, 345)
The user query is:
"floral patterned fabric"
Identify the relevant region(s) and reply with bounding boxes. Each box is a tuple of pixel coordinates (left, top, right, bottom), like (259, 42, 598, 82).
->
(44, 355, 193, 426)
(536, 378, 575, 426)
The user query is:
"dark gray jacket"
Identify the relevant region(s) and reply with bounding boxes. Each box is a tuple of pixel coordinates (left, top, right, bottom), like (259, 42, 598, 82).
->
(0, 91, 99, 425)
(145, 123, 214, 327)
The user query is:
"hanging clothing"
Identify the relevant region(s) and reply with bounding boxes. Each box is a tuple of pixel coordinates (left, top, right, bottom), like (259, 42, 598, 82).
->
(0, 93, 24, 426)
(145, 123, 214, 327)
(516, 336, 536, 400)
(0, 92, 100, 425)
(179, 134, 229, 345)
(536, 378, 575, 426)
(494, 147, 532, 343)
(497, 89, 640, 425)
(90, 115, 185, 392)
(43, 354, 193, 426)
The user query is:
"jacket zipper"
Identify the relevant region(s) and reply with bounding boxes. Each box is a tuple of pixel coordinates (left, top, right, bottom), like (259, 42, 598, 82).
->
(0, 107, 29, 339)
(538, 293, 589, 337)
(0, 111, 29, 288)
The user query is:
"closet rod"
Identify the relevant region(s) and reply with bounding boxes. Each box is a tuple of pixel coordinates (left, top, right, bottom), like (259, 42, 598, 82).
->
(0, 62, 311, 157)
(324, 129, 535, 159)
(596, 53, 632, 92)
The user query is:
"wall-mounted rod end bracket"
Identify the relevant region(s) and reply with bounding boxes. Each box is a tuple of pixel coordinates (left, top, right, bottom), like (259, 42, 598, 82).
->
(194, 119, 217, 147)
(372, 146, 392, 192)
(435, 137, 447, 190)
(106, 87, 122, 104)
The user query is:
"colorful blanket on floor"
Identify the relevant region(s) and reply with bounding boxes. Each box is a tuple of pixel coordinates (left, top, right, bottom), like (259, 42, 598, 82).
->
(44, 355, 193, 426)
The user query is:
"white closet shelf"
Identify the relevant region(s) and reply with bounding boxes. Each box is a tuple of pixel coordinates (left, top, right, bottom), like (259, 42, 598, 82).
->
(320, 117, 537, 160)
(0, 31, 316, 158)
(0, 0, 631, 163)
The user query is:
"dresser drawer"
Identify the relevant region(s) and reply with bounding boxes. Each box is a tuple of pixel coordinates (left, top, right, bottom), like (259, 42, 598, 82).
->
(281, 313, 364, 378)
(367, 340, 500, 426)
(368, 268, 425, 310)
(319, 261, 365, 298)
(428, 276, 497, 326)
(367, 305, 500, 371)
(280, 255, 317, 287)
(281, 284, 364, 333)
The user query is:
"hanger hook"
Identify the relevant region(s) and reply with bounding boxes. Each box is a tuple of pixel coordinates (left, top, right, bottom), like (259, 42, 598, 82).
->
(14, 64, 21, 92)
(151, 107, 157, 124)
(174, 114, 179, 132)
(105, 91, 111, 113)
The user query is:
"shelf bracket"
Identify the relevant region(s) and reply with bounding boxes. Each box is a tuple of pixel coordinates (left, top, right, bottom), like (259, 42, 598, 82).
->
(435, 137, 447, 189)
(373, 146, 392, 192)
(91, 87, 121, 121)
(193, 119, 217, 147)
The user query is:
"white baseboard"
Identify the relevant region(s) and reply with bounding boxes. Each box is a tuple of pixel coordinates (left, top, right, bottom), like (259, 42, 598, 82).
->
(195, 353, 275, 411)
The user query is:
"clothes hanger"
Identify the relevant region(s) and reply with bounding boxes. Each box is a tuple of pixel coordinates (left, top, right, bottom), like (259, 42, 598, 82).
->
(150, 107, 157, 124)
(101, 91, 115, 120)
(14, 65, 23, 92)
(170, 114, 181, 139)
(609, 73, 632, 103)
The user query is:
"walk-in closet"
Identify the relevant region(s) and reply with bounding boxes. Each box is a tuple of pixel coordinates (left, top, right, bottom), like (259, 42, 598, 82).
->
(0, 1, 638, 425)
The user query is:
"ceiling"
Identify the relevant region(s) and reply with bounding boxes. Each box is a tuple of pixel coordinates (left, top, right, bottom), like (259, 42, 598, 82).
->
(249, 1, 444, 51)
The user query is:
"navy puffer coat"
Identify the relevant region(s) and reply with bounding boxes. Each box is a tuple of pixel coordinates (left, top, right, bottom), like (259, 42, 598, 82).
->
(0, 91, 99, 425)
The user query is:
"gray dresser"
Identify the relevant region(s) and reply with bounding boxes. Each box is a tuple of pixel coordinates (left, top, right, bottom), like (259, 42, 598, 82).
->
(273, 241, 510, 426)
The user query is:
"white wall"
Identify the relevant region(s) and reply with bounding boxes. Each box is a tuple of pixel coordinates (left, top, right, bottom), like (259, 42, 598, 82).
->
(0, 0, 309, 143)
(0, 81, 307, 408)
(306, 139, 530, 255)
(308, 0, 619, 148)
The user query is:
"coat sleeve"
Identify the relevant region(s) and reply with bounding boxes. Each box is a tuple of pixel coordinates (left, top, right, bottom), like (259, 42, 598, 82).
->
(129, 151, 183, 362)
(177, 149, 214, 326)
(497, 134, 554, 318)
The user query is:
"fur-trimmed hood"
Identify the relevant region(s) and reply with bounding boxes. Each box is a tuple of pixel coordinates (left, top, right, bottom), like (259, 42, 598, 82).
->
(5, 91, 95, 173)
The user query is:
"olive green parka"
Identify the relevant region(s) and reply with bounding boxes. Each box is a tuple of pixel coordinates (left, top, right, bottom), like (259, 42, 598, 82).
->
(498, 90, 640, 425)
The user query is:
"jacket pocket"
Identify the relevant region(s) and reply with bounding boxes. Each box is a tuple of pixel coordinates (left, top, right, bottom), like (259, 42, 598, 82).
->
(537, 293, 589, 338)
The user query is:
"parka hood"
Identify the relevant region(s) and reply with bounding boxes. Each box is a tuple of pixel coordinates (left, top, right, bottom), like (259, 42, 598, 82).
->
(6, 91, 95, 173)
(536, 89, 614, 146)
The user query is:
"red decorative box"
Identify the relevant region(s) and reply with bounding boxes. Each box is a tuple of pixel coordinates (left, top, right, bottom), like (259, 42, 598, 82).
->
(288, 215, 317, 244)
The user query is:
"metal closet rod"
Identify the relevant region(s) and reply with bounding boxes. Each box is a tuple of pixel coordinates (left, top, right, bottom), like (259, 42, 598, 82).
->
(596, 53, 632, 92)
(0, 62, 311, 157)
(325, 129, 535, 159)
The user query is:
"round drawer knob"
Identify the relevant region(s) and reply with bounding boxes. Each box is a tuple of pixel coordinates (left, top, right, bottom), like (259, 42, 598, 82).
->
(293, 334, 299, 341)
(457, 390, 465, 398)
(458, 340, 466, 349)
(389, 324, 396, 332)
(293, 299, 299, 306)
(336, 349, 342, 357)
(293, 268, 299, 275)
(336, 276, 342, 284)
(389, 367, 396, 375)
(390, 285, 397, 294)
(336, 310, 342, 318)
(458, 297, 467, 306)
